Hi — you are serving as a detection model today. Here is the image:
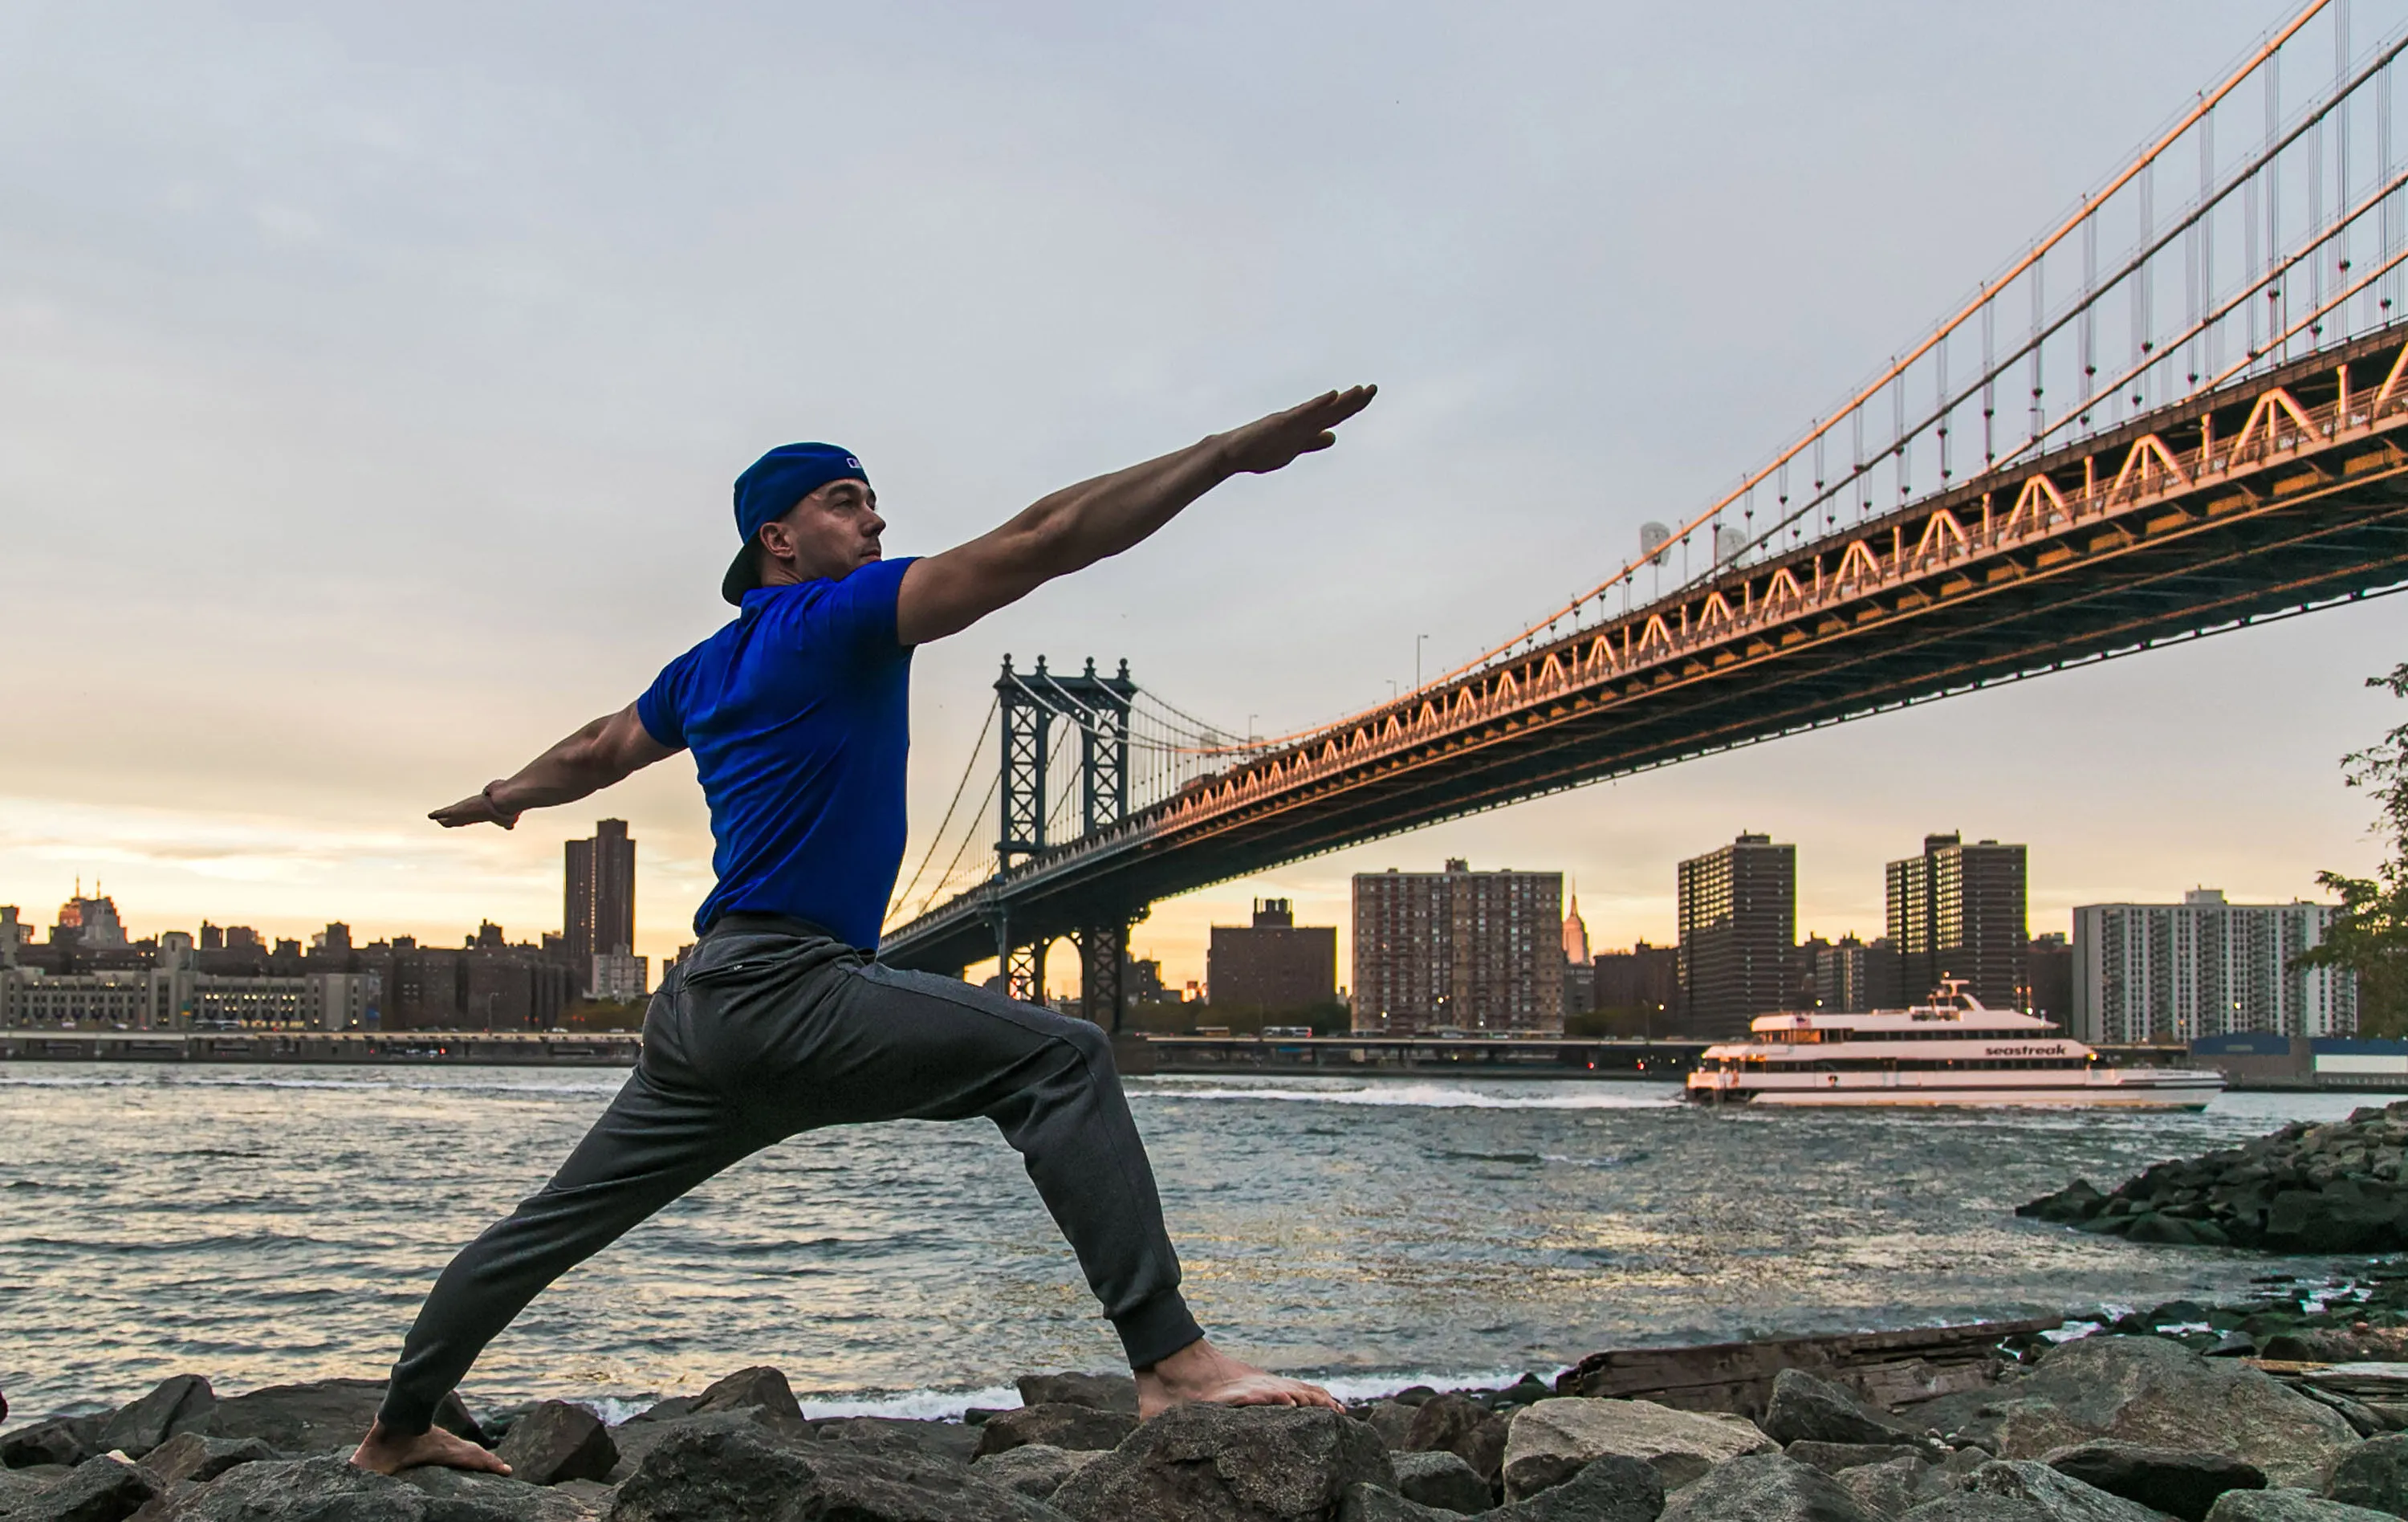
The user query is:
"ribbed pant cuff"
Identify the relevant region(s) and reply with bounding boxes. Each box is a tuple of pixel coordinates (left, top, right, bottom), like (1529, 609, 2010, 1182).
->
(375, 1380, 436, 1439)
(1115, 1290, 1206, 1369)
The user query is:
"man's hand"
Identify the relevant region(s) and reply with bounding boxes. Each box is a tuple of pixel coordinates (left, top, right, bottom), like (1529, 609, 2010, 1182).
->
(430, 784, 520, 831)
(1214, 386, 1377, 475)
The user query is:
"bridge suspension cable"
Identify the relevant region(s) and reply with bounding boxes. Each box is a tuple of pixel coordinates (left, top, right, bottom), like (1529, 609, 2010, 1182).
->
(1190, 0, 2408, 759)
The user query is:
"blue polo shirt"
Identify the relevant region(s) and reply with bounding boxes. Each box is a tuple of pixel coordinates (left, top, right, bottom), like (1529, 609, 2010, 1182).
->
(636, 558, 917, 947)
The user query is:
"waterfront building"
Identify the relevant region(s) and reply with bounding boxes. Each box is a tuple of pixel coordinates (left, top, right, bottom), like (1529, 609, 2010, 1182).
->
(592, 950, 650, 1003)
(1886, 832, 2027, 1008)
(1591, 940, 1679, 1028)
(1210, 899, 1337, 1014)
(0, 967, 374, 1031)
(0, 906, 22, 962)
(2072, 889, 2356, 1044)
(1811, 934, 1873, 1013)
(2028, 931, 2073, 1027)
(309, 922, 353, 959)
(1352, 860, 1564, 1033)
(566, 819, 637, 995)
(1676, 833, 1795, 1040)
(53, 887, 126, 948)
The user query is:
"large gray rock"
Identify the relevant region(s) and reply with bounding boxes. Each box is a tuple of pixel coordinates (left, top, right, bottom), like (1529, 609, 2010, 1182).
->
(1657, 1452, 1871, 1522)
(494, 1402, 616, 1487)
(1404, 1396, 1508, 1483)
(605, 1406, 799, 1481)
(1501, 1398, 1775, 1498)
(396, 1467, 600, 1520)
(1050, 1403, 1392, 1522)
(1337, 1486, 1454, 1522)
(1916, 1337, 2353, 1489)
(98, 1378, 215, 1461)
(1388, 1450, 1491, 1515)
(1490, 1455, 1666, 1522)
(971, 1444, 1103, 1500)
(1763, 1371, 1919, 1449)
(972, 1405, 1137, 1459)
(2327, 1433, 2408, 1518)
(146, 1456, 426, 1521)
(2, 1418, 103, 1471)
(1013, 1374, 1137, 1417)
(602, 1416, 1065, 1522)
(203, 1381, 482, 1457)
(7, 1454, 157, 1522)
(1788, 1443, 1934, 1476)
(0, 1467, 63, 1513)
(800, 1417, 979, 1466)
(1835, 1455, 1950, 1520)
(2207, 1492, 2404, 1522)
(139, 1434, 278, 1487)
(1357, 1402, 1421, 1452)
(1950, 1459, 2167, 1522)
(2044, 1439, 2267, 1520)
(683, 1368, 802, 1426)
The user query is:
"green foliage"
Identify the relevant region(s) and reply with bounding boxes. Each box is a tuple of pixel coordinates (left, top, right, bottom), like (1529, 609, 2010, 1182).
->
(2300, 662, 2408, 1037)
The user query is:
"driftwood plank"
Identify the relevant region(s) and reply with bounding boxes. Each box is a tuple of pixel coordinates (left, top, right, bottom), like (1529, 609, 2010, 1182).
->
(1556, 1318, 2060, 1418)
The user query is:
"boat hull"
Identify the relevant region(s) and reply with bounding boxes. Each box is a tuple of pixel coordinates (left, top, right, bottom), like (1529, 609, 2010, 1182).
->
(1685, 1075, 2221, 1110)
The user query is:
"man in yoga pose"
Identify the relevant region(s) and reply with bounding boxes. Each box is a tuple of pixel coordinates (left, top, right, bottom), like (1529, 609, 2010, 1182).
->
(352, 385, 1377, 1475)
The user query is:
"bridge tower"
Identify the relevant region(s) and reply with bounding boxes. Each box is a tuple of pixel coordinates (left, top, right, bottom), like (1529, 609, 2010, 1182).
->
(992, 656, 1143, 1028)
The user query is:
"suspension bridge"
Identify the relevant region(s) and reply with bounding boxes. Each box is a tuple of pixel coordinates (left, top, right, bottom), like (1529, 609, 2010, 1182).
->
(881, 0, 2408, 1023)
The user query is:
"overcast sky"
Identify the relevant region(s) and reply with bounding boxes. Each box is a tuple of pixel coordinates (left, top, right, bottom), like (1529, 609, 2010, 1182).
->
(4, 1, 2402, 989)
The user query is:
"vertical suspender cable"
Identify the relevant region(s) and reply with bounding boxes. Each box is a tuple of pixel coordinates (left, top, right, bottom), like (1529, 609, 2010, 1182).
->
(2268, 52, 2285, 360)
(2134, 158, 2155, 409)
(2081, 204, 2099, 425)
(1982, 298, 1997, 464)
(2386, 51, 2399, 316)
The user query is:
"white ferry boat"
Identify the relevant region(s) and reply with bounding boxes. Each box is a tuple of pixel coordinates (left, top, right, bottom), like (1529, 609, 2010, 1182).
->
(1685, 980, 2225, 1109)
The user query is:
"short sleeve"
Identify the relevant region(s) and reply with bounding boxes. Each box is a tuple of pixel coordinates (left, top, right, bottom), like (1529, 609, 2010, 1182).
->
(637, 649, 694, 749)
(811, 556, 917, 657)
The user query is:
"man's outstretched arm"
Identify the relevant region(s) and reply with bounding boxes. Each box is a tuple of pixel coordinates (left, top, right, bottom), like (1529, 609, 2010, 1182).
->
(894, 385, 1374, 646)
(429, 702, 679, 829)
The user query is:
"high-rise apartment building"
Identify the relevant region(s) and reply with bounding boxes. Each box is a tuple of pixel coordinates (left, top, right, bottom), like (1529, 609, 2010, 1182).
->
(1352, 861, 1564, 1033)
(1591, 941, 1680, 1024)
(566, 819, 637, 995)
(1886, 832, 2027, 1008)
(1208, 899, 1337, 1012)
(2072, 889, 2356, 1043)
(1676, 833, 1796, 1039)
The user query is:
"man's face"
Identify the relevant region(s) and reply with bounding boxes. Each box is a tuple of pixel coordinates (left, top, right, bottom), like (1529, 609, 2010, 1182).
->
(759, 479, 884, 583)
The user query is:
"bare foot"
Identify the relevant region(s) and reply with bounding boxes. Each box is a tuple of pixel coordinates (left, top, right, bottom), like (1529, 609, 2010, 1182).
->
(1136, 1337, 1343, 1419)
(349, 1419, 510, 1476)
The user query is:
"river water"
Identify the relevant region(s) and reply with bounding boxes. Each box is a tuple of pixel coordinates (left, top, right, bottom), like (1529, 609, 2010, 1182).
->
(0, 1065, 2383, 1426)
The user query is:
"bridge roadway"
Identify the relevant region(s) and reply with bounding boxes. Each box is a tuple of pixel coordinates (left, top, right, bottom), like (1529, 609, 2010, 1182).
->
(883, 326, 2408, 976)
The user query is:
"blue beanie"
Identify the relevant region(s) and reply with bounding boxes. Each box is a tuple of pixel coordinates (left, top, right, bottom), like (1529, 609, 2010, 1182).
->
(722, 442, 869, 604)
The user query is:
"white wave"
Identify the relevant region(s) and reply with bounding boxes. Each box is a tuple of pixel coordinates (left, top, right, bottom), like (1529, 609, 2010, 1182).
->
(795, 1382, 1025, 1421)
(1312, 1366, 1566, 1403)
(1138, 1080, 1680, 1111)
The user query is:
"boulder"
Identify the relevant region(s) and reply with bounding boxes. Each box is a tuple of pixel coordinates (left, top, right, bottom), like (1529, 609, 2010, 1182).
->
(3, 1418, 103, 1470)
(1049, 1403, 1393, 1522)
(1911, 1336, 2353, 1489)
(1388, 1450, 1491, 1515)
(800, 1417, 979, 1466)
(396, 1466, 600, 1520)
(1402, 1397, 1509, 1484)
(603, 1416, 1068, 1522)
(2044, 1439, 2268, 1520)
(1337, 1486, 1455, 1522)
(146, 1456, 427, 1521)
(2019, 1180, 2107, 1223)
(138, 1434, 277, 1487)
(1357, 1402, 1421, 1451)
(1490, 1455, 1666, 1522)
(1657, 1452, 1872, 1522)
(0, 1468, 63, 1513)
(684, 1367, 802, 1426)
(972, 1444, 1103, 1500)
(2327, 1434, 2408, 1518)
(1501, 1398, 1775, 1498)
(1013, 1374, 1137, 1416)
(6, 1454, 157, 1522)
(494, 1402, 617, 1487)
(1788, 1443, 1933, 1475)
(1950, 1459, 2172, 1522)
(203, 1381, 483, 1457)
(98, 1378, 215, 1461)
(1834, 1455, 1950, 1520)
(973, 1405, 1137, 1459)
(1763, 1370, 1922, 1449)
(604, 1405, 797, 1482)
(2207, 1492, 2405, 1522)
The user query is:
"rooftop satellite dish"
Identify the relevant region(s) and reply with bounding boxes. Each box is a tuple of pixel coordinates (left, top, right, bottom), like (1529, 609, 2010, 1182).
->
(1638, 521, 1672, 564)
(1714, 526, 1748, 564)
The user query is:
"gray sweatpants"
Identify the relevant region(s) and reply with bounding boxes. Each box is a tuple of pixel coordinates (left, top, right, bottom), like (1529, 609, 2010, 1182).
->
(376, 913, 1202, 1435)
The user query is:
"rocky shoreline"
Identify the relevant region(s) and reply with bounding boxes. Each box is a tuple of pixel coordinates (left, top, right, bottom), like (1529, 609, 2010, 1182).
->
(6, 1305, 2408, 1522)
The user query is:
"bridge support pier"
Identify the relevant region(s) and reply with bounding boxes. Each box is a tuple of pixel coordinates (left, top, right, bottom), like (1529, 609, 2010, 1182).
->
(1075, 918, 1138, 1033)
